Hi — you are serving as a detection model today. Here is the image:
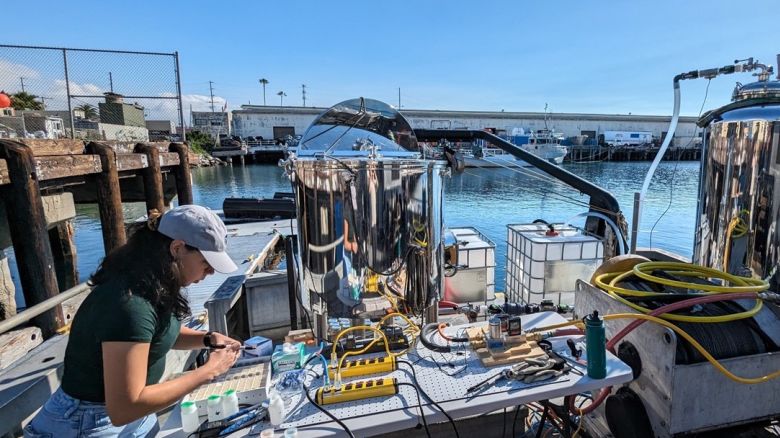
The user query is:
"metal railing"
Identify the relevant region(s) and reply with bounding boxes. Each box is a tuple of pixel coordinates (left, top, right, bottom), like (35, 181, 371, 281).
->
(0, 282, 91, 335)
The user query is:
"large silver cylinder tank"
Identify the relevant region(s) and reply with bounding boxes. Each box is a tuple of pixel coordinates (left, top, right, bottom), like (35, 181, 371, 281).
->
(693, 78, 780, 289)
(284, 98, 446, 325)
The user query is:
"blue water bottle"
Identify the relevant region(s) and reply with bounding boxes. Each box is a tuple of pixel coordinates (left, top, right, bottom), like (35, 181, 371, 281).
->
(585, 310, 607, 379)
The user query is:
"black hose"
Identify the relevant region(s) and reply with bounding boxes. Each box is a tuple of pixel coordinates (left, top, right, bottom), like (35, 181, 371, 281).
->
(397, 382, 431, 438)
(397, 360, 460, 438)
(303, 381, 356, 438)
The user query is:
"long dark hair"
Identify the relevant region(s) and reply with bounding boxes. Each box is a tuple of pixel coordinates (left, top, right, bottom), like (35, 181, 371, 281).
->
(89, 213, 191, 320)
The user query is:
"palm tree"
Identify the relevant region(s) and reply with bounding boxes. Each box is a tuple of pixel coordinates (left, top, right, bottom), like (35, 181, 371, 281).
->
(11, 91, 43, 110)
(277, 91, 287, 106)
(258, 78, 269, 105)
(75, 103, 98, 120)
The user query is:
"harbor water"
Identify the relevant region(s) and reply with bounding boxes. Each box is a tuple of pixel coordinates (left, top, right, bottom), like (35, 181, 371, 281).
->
(8, 161, 699, 305)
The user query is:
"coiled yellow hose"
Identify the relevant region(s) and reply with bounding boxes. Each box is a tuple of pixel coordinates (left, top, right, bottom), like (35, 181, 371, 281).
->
(593, 261, 768, 323)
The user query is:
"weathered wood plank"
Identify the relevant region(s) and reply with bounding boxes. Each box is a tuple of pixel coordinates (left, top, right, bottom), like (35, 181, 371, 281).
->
(15, 139, 85, 156)
(0, 327, 43, 370)
(86, 142, 127, 253)
(0, 140, 64, 338)
(170, 143, 193, 205)
(160, 151, 181, 167)
(0, 159, 6, 185)
(116, 153, 148, 172)
(34, 155, 102, 181)
(110, 141, 170, 154)
(134, 143, 165, 213)
(49, 221, 78, 292)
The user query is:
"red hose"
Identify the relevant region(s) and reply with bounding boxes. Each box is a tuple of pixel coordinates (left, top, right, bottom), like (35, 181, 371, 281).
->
(569, 292, 758, 415)
(438, 300, 459, 309)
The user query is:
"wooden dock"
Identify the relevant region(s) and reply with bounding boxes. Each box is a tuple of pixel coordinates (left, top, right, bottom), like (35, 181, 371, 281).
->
(0, 138, 197, 340)
(565, 145, 701, 162)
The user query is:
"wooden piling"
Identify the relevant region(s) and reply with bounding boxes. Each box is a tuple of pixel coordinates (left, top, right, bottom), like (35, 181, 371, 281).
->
(169, 142, 193, 205)
(0, 140, 63, 337)
(86, 142, 126, 254)
(48, 221, 78, 291)
(134, 143, 165, 213)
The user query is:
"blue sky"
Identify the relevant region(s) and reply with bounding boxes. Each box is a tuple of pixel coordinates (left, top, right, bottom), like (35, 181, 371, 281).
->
(2, 1, 779, 116)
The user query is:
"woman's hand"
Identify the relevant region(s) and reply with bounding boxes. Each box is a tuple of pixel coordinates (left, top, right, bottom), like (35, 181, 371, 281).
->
(210, 332, 242, 352)
(203, 347, 240, 380)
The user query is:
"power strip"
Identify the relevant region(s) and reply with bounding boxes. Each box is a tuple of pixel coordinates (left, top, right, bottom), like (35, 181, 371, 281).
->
(315, 377, 398, 405)
(328, 355, 397, 379)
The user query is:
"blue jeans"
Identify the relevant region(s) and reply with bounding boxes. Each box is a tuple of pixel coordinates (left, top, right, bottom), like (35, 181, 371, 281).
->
(24, 388, 159, 438)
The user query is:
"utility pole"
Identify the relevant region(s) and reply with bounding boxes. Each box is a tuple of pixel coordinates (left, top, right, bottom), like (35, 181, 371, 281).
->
(398, 87, 401, 109)
(259, 78, 269, 105)
(19, 77, 26, 93)
(38, 96, 51, 110)
(209, 81, 215, 112)
(109, 72, 114, 93)
(302, 84, 307, 107)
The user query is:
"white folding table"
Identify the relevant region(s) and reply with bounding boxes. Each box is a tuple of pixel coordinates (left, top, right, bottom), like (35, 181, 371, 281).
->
(160, 311, 633, 437)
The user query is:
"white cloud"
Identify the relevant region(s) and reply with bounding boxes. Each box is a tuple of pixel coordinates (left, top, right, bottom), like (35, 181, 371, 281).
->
(181, 93, 227, 112)
(0, 60, 41, 93)
(55, 79, 104, 97)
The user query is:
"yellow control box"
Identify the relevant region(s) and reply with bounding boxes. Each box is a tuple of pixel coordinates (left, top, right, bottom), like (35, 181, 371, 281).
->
(328, 355, 397, 379)
(316, 377, 398, 405)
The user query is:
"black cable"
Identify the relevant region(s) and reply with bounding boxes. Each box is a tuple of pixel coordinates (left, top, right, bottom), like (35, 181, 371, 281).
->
(502, 407, 507, 438)
(397, 382, 431, 438)
(396, 360, 460, 438)
(299, 362, 356, 438)
(512, 405, 521, 438)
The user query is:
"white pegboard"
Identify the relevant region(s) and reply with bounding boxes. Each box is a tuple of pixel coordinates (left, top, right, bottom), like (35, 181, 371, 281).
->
(157, 312, 632, 437)
(251, 316, 579, 433)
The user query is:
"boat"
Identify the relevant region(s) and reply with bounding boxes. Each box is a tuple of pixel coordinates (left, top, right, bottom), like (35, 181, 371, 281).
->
(464, 128, 569, 168)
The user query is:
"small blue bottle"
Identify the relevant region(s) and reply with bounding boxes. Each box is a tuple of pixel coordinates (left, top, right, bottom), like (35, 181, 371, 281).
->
(585, 310, 607, 379)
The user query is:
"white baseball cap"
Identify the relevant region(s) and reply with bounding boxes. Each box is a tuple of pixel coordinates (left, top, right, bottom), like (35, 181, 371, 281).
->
(158, 205, 238, 274)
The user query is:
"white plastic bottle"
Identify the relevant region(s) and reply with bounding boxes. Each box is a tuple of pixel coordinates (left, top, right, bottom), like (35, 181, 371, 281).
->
(207, 394, 223, 422)
(180, 401, 200, 433)
(268, 392, 285, 426)
(222, 389, 239, 417)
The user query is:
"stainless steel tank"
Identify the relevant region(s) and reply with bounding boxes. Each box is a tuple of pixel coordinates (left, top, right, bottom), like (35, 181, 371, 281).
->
(693, 78, 780, 288)
(283, 98, 446, 329)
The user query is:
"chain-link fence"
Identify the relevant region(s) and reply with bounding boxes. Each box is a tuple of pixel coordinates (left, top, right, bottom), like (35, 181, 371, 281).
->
(0, 44, 184, 141)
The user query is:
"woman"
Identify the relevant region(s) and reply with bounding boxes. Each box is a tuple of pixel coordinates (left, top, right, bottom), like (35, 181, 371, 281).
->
(25, 205, 242, 437)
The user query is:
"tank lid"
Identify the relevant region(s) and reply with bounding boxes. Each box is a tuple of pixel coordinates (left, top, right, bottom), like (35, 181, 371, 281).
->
(732, 80, 780, 101)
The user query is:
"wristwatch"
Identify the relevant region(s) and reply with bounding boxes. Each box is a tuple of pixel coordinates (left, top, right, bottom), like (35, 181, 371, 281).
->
(203, 331, 214, 348)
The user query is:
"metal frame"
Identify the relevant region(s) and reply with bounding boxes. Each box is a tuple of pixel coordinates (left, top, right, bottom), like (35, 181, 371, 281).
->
(575, 280, 780, 436)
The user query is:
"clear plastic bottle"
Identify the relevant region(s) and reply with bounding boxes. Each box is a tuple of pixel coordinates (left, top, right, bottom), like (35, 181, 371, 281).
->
(222, 389, 239, 417)
(180, 401, 200, 433)
(268, 392, 285, 426)
(207, 394, 223, 422)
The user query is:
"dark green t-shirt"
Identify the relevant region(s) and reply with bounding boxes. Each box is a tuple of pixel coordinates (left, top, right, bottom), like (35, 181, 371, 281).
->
(61, 279, 181, 402)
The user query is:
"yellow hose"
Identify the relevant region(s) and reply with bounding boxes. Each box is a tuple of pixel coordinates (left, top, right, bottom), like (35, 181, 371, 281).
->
(333, 326, 392, 372)
(593, 261, 768, 323)
(528, 313, 780, 385)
